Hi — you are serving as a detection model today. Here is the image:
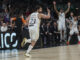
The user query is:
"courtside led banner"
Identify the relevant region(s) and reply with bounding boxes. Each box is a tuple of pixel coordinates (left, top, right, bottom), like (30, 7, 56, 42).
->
(0, 31, 18, 49)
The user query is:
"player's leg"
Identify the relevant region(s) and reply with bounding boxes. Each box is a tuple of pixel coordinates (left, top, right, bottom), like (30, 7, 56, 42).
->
(75, 29, 80, 44)
(63, 23, 66, 41)
(25, 28, 39, 57)
(21, 38, 31, 47)
(25, 39, 31, 43)
(25, 30, 35, 57)
(77, 34, 80, 44)
(58, 22, 63, 42)
(67, 35, 72, 45)
(21, 29, 32, 47)
(67, 29, 73, 45)
(25, 39, 39, 57)
(25, 41, 36, 57)
(63, 30, 66, 41)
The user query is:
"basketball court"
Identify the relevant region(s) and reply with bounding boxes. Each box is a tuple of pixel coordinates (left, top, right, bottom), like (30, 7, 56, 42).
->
(0, 45, 80, 60)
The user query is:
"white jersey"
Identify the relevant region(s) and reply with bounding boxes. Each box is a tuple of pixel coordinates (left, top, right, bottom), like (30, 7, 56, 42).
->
(72, 20, 78, 29)
(70, 20, 79, 35)
(29, 12, 40, 28)
(28, 12, 40, 41)
(69, 16, 74, 22)
(58, 12, 65, 22)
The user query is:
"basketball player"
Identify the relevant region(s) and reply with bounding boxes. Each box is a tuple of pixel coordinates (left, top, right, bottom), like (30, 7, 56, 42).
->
(67, 16, 80, 45)
(21, 5, 50, 57)
(53, 1, 71, 42)
(67, 12, 74, 29)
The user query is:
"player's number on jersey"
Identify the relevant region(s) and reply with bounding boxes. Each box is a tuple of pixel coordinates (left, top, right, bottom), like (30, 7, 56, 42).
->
(30, 18, 36, 25)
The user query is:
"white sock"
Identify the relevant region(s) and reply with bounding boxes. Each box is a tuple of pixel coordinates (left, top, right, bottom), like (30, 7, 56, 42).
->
(25, 39, 31, 43)
(26, 45, 33, 54)
(78, 36, 80, 41)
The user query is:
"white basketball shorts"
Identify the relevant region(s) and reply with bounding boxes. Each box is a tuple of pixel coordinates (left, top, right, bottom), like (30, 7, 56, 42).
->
(29, 26, 39, 41)
(70, 28, 79, 35)
(58, 21, 66, 31)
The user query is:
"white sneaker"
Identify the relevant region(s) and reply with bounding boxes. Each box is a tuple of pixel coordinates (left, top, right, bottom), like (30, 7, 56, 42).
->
(21, 38, 27, 47)
(25, 53, 31, 57)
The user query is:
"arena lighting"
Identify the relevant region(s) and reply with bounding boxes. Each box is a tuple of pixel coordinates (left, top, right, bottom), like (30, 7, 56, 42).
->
(0, 32, 18, 49)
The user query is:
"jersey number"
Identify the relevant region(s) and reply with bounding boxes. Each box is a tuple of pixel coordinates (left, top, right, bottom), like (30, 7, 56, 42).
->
(30, 18, 36, 25)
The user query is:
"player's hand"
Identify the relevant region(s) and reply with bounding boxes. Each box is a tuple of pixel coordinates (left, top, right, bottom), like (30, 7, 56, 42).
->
(53, 1, 56, 5)
(47, 8, 50, 13)
(68, 2, 71, 7)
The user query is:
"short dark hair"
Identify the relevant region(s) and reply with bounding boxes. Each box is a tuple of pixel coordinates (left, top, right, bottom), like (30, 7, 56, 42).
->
(35, 5, 42, 11)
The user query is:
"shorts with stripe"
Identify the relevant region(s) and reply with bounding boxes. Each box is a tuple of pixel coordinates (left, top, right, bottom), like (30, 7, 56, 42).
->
(29, 26, 39, 41)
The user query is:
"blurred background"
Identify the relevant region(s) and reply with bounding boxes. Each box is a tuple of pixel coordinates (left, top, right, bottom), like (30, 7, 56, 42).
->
(0, 0, 80, 50)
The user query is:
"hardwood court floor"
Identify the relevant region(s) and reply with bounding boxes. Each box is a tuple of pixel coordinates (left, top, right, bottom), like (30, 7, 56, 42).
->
(0, 45, 80, 60)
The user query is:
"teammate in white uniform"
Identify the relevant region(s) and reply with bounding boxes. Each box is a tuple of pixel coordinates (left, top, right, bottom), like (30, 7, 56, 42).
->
(53, 1, 71, 42)
(67, 16, 80, 45)
(58, 12, 66, 31)
(21, 5, 50, 57)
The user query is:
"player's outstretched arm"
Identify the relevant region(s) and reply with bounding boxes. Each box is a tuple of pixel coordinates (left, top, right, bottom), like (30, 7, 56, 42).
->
(25, 15, 30, 25)
(39, 8, 50, 19)
(10, 17, 16, 26)
(65, 2, 71, 14)
(53, 1, 59, 15)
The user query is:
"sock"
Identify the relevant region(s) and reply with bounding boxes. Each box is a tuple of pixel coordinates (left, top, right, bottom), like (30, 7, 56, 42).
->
(26, 45, 33, 54)
(68, 36, 71, 42)
(78, 36, 80, 41)
(25, 39, 31, 43)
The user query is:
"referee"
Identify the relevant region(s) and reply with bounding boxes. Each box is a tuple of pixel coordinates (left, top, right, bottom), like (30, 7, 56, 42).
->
(10, 11, 26, 49)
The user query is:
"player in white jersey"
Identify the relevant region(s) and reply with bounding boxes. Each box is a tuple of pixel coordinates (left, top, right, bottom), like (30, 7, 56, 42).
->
(21, 5, 50, 57)
(53, 1, 71, 42)
(67, 16, 80, 45)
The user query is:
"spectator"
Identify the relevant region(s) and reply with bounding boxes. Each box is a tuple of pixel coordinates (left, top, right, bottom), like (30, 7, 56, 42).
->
(45, 22, 53, 47)
(1, 23, 8, 32)
(40, 23, 46, 47)
(4, 9, 10, 23)
(10, 11, 26, 49)
(52, 21, 60, 46)
(26, 8, 31, 17)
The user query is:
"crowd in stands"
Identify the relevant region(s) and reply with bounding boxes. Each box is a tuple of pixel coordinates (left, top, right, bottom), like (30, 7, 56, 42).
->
(0, 0, 80, 48)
